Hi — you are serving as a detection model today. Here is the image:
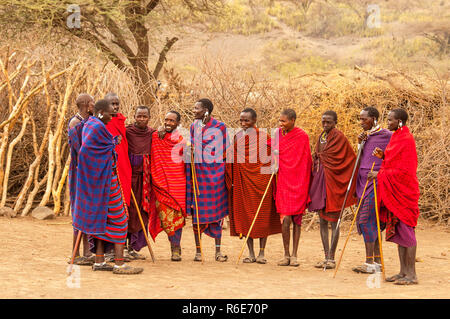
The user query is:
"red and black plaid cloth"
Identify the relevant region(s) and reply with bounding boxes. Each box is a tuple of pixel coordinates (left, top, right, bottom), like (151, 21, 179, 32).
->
(377, 126, 420, 227)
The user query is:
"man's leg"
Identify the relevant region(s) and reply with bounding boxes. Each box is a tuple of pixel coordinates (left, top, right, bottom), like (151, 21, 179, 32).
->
(319, 216, 329, 260)
(386, 245, 407, 282)
(244, 237, 256, 262)
(278, 216, 291, 266)
(193, 225, 202, 261)
(403, 245, 418, 282)
(329, 221, 340, 261)
(256, 238, 267, 264)
(92, 239, 113, 271)
(82, 234, 91, 257)
(112, 243, 144, 274)
(94, 239, 105, 263)
(215, 237, 228, 262)
(290, 223, 301, 267)
(365, 241, 376, 264)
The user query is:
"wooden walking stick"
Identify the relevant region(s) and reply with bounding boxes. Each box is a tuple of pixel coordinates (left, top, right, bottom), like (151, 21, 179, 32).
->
(236, 171, 276, 266)
(130, 188, 155, 263)
(333, 162, 375, 278)
(67, 230, 82, 276)
(324, 140, 366, 271)
(372, 178, 386, 280)
(191, 149, 204, 264)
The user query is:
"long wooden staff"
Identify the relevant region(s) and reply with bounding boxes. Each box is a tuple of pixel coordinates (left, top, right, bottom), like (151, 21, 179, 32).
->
(130, 188, 155, 262)
(67, 230, 82, 276)
(372, 178, 386, 280)
(324, 140, 366, 271)
(191, 149, 204, 264)
(333, 162, 375, 278)
(236, 171, 276, 266)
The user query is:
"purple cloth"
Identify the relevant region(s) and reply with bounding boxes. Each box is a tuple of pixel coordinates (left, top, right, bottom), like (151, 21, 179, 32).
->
(129, 230, 148, 252)
(387, 220, 417, 247)
(129, 153, 144, 167)
(308, 161, 326, 211)
(356, 128, 392, 199)
(168, 228, 183, 246)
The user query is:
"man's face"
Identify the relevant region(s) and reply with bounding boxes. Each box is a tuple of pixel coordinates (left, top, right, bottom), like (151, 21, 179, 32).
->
(87, 97, 95, 116)
(279, 114, 295, 132)
(239, 112, 256, 131)
(193, 102, 206, 120)
(321, 115, 336, 133)
(359, 110, 374, 131)
(100, 104, 114, 125)
(387, 111, 399, 131)
(164, 112, 179, 133)
(135, 108, 150, 129)
(108, 96, 120, 114)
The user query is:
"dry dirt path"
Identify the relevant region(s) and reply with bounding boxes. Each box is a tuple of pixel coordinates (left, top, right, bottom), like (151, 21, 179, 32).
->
(1, 215, 449, 299)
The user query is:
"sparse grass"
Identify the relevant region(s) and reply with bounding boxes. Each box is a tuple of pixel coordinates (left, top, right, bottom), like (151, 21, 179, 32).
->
(363, 36, 443, 64)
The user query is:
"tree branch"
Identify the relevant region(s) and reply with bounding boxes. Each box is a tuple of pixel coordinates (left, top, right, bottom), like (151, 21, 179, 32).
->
(153, 36, 178, 79)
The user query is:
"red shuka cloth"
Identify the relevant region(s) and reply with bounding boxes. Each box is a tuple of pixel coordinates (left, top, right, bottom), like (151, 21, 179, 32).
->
(315, 128, 357, 212)
(377, 126, 419, 227)
(274, 127, 312, 215)
(106, 113, 132, 206)
(148, 130, 187, 240)
(226, 128, 281, 238)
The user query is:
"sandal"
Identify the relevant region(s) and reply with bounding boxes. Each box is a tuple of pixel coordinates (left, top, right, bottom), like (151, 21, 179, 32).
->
(394, 277, 418, 285)
(322, 259, 335, 269)
(171, 251, 182, 262)
(194, 253, 202, 262)
(127, 250, 146, 260)
(215, 252, 228, 262)
(112, 265, 144, 275)
(352, 263, 377, 274)
(92, 262, 114, 271)
(289, 256, 300, 267)
(68, 255, 94, 266)
(243, 257, 256, 263)
(256, 256, 267, 264)
(386, 274, 405, 282)
(314, 260, 327, 268)
(277, 257, 290, 266)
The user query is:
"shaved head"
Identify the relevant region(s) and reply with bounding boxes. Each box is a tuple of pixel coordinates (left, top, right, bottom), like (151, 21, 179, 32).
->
(76, 93, 94, 109)
(104, 92, 120, 113)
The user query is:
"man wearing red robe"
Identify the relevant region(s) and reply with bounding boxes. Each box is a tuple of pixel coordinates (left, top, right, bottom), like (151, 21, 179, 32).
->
(309, 110, 357, 269)
(369, 108, 420, 285)
(273, 109, 312, 267)
(104, 93, 132, 261)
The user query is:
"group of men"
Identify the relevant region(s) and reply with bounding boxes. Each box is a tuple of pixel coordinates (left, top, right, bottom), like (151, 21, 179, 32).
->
(68, 93, 420, 285)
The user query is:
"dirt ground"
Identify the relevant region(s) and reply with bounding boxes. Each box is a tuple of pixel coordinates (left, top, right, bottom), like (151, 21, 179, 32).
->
(1, 215, 449, 299)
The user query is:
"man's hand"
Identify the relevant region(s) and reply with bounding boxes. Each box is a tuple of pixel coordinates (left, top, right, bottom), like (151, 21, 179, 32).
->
(358, 131, 368, 144)
(157, 126, 166, 139)
(270, 163, 279, 174)
(367, 171, 378, 180)
(372, 147, 384, 159)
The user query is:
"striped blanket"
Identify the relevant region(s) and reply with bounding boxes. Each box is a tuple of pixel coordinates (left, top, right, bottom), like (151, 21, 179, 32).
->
(149, 130, 187, 240)
(68, 115, 86, 210)
(186, 118, 229, 229)
(73, 116, 117, 235)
